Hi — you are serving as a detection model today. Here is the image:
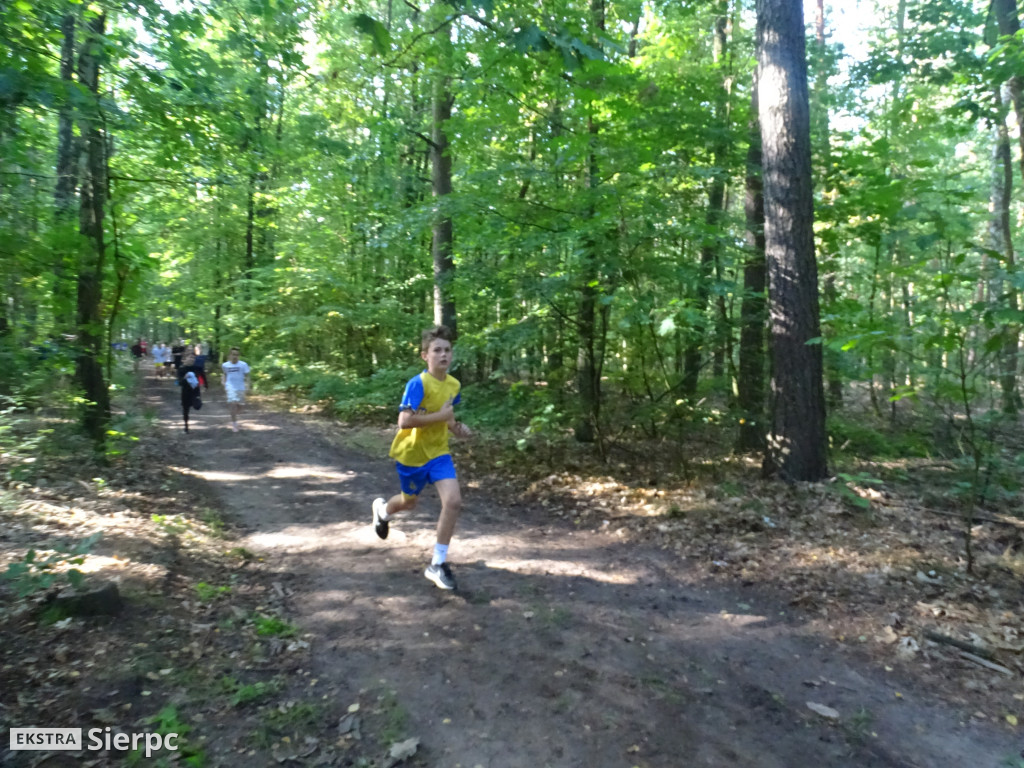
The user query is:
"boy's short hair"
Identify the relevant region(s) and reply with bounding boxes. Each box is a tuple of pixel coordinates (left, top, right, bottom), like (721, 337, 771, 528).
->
(229, 346, 240, 353)
(421, 325, 453, 352)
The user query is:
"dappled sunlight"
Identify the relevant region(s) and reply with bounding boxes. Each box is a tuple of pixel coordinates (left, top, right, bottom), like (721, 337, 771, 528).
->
(482, 558, 640, 585)
(246, 527, 339, 551)
(222, 421, 280, 433)
(187, 464, 359, 486)
(266, 465, 357, 481)
(191, 469, 263, 483)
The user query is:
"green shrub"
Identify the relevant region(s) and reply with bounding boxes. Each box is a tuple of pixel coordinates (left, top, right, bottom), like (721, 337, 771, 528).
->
(1, 533, 103, 597)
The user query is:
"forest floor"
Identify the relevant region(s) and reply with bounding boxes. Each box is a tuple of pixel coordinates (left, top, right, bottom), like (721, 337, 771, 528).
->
(2, 369, 1024, 767)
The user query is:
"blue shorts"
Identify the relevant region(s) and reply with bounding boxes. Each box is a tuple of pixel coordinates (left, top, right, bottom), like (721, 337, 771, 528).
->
(396, 454, 457, 497)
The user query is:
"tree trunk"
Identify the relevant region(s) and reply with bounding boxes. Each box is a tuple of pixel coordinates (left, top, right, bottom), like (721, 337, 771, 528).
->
(993, 0, 1024, 183)
(989, 86, 1020, 414)
(757, 0, 828, 481)
(684, 2, 731, 395)
(575, 0, 606, 444)
(812, 0, 843, 409)
(53, 10, 77, 331)
(75, 11, 110, 445)
(736, 74, 767, 453)
(431, 14, 456, 334)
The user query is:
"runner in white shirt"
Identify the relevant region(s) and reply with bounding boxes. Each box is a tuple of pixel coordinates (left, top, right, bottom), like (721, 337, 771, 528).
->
(152, 342, 169, 378)
(221, 347, 251, 432)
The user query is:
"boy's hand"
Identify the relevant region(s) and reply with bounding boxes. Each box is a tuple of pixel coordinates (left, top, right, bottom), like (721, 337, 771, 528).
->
(438, 400, 455, 422)
(450, 421, 472, 439)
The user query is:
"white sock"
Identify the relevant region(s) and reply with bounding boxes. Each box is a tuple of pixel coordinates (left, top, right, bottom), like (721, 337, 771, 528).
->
(431, 544, 448, 566)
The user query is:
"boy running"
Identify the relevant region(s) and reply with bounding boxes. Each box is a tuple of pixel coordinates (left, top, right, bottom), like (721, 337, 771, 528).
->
(372, 325, 472, 590)
(221, 347, 250, 432)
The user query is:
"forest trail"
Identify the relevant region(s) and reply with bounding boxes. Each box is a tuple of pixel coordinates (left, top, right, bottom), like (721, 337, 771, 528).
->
(147, 376, 1018, 768)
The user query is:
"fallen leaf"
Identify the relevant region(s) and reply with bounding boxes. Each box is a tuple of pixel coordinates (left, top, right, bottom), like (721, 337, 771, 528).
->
(806, 702, 840, 720)
(337, 713, 360, 736)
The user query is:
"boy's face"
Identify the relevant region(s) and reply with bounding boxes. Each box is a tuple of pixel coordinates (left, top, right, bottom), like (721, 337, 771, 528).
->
(421, 339, 452, 375)
(229, 350, 239, 363)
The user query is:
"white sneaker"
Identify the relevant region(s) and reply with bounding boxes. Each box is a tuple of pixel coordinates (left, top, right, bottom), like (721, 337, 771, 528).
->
(424, 562, 456, 590)
(372, 498, 389, 540)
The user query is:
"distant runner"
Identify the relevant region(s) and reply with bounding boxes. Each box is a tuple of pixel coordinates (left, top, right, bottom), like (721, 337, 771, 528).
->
(221, 347, 250, 433)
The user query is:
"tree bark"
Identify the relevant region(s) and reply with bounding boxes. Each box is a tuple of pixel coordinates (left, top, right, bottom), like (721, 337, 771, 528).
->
(812, 0, 843, 408)
(575, 0, 607, 444)
(736, 74, 767, 453)
(989, 86, 1020, 414)
(75, 11, 110, 445)
(757, 0, 828, 481)
(431, 12, 457, 334)
(684, 2, 730, 395)
(53, 10, 78, 331)
(993, 0, 1024, 183)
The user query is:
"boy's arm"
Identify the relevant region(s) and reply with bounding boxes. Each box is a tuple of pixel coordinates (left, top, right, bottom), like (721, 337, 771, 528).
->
(397, 401, 454, 430)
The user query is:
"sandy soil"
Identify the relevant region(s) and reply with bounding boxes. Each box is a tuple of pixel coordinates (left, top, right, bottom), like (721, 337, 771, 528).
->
(152, 377, 1021, 768)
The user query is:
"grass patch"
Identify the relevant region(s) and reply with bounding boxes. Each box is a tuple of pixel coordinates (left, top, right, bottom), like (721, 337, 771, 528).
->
(252, 613, 298, 638)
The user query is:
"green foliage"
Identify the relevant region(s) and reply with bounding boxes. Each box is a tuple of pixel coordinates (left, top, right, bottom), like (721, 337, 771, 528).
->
(833, 472, 884, 511)
(194, 582, 231, 602)
(263, 359, 423, 422)
(1, 533, 103, 598)
(130, 706, 205, 767)
(220, 675, 282, 707)
(2, 0, 1021, 475)
(828, 414, 931, 459)
(152, 514, 189, 535)
(252, 613, 297, 638)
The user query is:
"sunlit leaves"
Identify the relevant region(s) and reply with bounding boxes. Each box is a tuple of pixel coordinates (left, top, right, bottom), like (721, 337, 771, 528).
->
(352, 13, 391, 56)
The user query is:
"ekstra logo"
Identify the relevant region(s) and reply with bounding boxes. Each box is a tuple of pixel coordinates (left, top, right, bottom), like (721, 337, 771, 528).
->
(10, 727, 179, 757)
(9, 729, 82, 750)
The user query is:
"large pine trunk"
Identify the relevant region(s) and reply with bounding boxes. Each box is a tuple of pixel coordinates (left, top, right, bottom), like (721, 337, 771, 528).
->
(75, 11, 110, 444)
(756, 0, 828, 481)
(736, 75, 767, 453)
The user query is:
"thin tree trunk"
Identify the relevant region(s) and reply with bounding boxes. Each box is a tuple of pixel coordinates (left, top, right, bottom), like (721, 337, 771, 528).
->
(812, 0, 843, 408)
(684, 2, 730, 394)
(757, 0, 828, 481)
(75, 11, 110, 445)
(575, 0, 606, 444)
(989, 86, 1019, 413)
(993, 0, 1024, 183)
(53, 10, 77, 331)
(431, 13, 456, 334)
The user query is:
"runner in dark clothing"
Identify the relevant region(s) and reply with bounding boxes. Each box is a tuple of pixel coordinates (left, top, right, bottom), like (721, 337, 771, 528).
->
(130, 340, 144, 372)
(171, 341, 186, 375)
(177, 351, 204, 433)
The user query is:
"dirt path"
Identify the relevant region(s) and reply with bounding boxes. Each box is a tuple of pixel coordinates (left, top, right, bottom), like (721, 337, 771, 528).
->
(149, 378, 1019, 768)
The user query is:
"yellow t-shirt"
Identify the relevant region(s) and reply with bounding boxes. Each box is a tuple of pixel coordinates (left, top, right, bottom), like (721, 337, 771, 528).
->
(388, 371, 461, 467)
